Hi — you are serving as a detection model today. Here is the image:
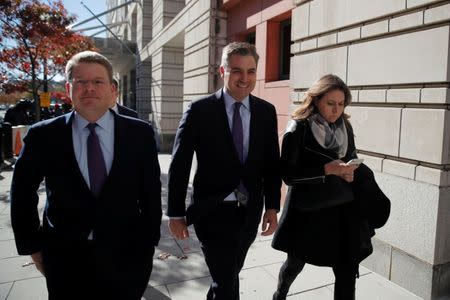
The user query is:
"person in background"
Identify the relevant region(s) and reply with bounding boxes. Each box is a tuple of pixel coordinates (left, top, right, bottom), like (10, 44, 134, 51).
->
(10, 51, 162, 300)
(110, 78, 138, 118)
(110, 78, 162, 151)
(271, 74, 390, 300)
(4, 100, 31, 125)
(61, 102, 72, 114)
(53, 104, 63, 117)
(167, 42, 281, 300)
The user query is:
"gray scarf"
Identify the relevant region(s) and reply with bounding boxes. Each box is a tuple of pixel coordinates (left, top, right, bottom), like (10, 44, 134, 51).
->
(308, 113, 348, 158)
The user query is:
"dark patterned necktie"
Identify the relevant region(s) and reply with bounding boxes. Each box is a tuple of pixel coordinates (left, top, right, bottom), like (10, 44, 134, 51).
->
(87, 123, 107, 197)
(232, 102, 244, 162)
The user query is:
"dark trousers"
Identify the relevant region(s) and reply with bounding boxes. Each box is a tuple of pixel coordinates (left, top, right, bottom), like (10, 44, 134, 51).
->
(274, 253, 357, 300)
(194, 203, 258, 300)
(43, 240, 154, 300)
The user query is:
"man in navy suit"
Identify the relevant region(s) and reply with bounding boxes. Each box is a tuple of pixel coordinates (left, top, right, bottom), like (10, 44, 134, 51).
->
(111, 78, 139, 118)
(167, 42, 281, 299)
(110, 78, 161, 151)
(10, 51, 161, 300)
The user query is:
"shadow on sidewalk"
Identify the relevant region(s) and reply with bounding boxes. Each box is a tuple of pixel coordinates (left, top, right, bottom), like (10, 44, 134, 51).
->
(143, 286, 171, 299)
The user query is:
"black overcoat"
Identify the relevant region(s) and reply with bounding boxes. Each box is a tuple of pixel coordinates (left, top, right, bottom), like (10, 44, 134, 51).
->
(272, 119, 390, 266)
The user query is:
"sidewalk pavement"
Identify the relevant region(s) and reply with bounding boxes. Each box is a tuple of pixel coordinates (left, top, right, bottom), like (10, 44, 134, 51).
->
(0, 154, 423, 300)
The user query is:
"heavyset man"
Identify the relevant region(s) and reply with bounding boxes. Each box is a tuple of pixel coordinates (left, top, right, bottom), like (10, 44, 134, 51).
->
(10, 51, 161, 300)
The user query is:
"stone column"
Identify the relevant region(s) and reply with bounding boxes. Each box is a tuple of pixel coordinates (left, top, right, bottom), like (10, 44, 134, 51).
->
(151, 46, 184, 152)
(136, 59, 152, 119)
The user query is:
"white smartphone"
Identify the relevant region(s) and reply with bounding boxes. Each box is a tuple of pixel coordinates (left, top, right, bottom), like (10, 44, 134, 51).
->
(346, 158, 364, 165)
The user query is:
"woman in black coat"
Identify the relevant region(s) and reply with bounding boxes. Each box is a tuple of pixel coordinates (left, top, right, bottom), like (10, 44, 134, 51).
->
(271, 74, 389, 300)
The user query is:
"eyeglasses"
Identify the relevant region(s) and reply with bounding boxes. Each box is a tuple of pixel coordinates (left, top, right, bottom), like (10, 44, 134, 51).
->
(70, 79, 109, 88)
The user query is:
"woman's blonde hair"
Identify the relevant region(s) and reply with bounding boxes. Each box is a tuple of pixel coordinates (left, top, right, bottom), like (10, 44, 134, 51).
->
(292, 74, 352, 120)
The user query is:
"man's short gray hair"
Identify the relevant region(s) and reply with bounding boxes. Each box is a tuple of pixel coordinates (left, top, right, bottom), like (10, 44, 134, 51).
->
(221, 42, 259, 69)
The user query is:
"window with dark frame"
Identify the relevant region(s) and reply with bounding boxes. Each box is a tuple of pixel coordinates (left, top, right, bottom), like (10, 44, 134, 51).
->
(279, 19, 291, 80)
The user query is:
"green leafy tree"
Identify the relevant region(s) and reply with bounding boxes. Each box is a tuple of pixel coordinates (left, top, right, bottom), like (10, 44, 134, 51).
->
(0, 0, 95, 120)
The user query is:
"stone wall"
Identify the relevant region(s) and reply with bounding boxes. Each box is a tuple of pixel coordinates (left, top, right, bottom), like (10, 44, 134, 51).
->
(290, 0, 450, 298)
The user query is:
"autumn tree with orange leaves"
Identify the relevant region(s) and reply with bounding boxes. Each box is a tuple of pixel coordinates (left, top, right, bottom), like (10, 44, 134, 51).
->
(0, 0, 95, 120)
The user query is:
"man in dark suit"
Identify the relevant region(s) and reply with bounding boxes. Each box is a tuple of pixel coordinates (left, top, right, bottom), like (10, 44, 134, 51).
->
(111, 78, 138, 118)
(110, 78, 161, 151)
(10, 51, 161, 300)
(167, 42, 281, 299)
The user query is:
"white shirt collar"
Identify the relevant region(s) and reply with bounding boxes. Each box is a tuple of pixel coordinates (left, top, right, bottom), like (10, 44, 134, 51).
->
(111, 103, 119, 114)
(73, 110, 114, 134)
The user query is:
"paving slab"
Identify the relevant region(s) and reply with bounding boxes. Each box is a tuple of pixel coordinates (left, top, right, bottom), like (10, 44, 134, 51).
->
(0, 240, 18, 259)
(160, 218, 173, 239)
(156, 237, 184, 259)
(0, 202, 7, 216)
(166, 276, 210, 300)
(174, 236, 202, 254)
(0, 256, 41, 283)
(6, 277, 47, 300)
(287, 286, 334, 299)
(239, 266, 277, 299)
(142, 284, 171, 300)
(341, 272, 423, 300)
(0, 215, 14, 243)
(263, 262, 336, 294)
(0, 282, 12, 300)
(243, 240, 285, 269)
(0, 171, 12, 189)
(149, 251, 210, 287)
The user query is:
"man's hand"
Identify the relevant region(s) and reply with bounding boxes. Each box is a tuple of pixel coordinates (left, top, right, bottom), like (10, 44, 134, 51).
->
(31, 252, 44, 275)
(169, 218, 190, 240)
(261, 209, 278, 236)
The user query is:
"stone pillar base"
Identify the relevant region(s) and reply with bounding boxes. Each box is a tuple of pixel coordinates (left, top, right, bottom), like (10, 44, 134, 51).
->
(362, 238, 450, 299)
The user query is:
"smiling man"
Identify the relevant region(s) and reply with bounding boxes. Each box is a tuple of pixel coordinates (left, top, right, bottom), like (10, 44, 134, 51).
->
(10, 51, 162, 300)
(167, 42, 281, 300)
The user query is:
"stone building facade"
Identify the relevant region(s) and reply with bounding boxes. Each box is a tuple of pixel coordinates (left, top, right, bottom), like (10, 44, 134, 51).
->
(289, 1, 450, 299)
(105, 0, 450, 298)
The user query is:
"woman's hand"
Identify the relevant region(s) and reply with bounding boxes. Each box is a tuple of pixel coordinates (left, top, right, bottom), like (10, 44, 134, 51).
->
(324, 160, 358, 182)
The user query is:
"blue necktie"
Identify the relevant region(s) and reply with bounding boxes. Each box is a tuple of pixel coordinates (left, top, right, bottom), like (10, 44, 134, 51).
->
(87, 123, 107, 197)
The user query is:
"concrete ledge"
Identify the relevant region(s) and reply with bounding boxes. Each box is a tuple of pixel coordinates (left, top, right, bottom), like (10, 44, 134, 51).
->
(386, 88, 421, 103)
(359, 89, 386, 103)
(357, 154, 383, 172)
(382, 159, 416, 180)
(300, 38, 317, 51)
(389, 11, 424, 32)
(361, 237, 392, 278)
(361, 20, 389, 38)
(391, 248, 432, 299)
(421, 88, 450, 104)
(338, 27, 361, 43)
(361, 238, 450, 299)
(425, 3, 450, 24)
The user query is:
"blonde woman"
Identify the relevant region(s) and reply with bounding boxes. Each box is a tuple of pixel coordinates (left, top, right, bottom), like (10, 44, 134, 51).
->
(271, 74, 389, 300)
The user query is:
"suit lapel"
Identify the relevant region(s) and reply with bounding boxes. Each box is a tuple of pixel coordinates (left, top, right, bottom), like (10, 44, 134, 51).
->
(62, 113, 92, 193)
(245, 95, 257, 166)
(101, 112, 122, 192)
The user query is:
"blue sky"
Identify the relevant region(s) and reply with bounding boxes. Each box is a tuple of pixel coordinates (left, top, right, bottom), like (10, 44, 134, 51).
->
(62, 0, 107, 37)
